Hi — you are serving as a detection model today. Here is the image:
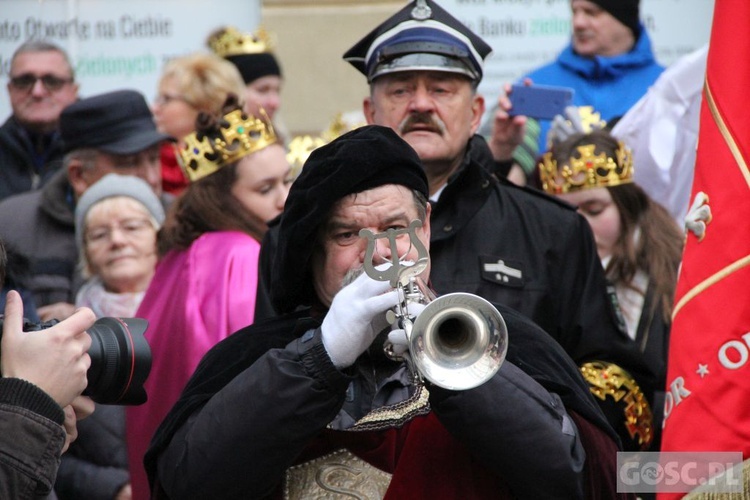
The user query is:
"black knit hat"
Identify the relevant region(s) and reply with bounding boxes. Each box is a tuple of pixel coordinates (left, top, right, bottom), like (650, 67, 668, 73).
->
(589, 0, 640, 37)
(206, 26, 283, 84)
(271, 125, 428, 313)
(226, 53, 282, 84)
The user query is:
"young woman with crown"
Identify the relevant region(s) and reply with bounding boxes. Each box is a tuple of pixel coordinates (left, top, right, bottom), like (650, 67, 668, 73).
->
(539, 128, 683, 453)
(126, 95, 293, 499)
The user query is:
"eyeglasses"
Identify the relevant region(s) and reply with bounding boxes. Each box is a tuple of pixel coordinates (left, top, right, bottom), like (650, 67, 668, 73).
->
(154, 93, 192, 107)
(85, 218, 155, 247)
(9, 73, 73, 92)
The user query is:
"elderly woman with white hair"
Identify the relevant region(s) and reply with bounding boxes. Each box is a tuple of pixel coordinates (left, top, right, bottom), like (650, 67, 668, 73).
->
(55, 173, 164, 500)
(73, 173, 165, 319)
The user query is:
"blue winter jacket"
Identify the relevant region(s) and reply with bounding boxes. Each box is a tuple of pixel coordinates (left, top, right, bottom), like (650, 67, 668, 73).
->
(523, 24, 664, 150)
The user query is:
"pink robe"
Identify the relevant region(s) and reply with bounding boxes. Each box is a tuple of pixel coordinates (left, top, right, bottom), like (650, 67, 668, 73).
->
(126, 231, 260, 499)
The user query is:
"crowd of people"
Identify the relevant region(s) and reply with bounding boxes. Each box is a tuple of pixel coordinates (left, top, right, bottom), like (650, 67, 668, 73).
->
(0, 0, 712, 498)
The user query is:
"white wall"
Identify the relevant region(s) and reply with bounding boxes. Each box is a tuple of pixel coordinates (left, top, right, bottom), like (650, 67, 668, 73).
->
(0, 0, 713, 133)
(0, 0, 260, 119)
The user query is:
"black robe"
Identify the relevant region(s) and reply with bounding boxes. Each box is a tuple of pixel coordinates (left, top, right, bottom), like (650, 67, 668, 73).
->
(146, 303, 629, 499)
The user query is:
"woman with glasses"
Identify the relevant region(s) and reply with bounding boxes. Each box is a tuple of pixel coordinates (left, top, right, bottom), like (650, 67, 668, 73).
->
(55, 173, 164, 500)
(151, 52, 245, 195)
(73, 175, 164, 318)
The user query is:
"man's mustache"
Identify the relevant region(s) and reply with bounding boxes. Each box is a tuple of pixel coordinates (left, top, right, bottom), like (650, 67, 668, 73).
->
(341, 266, 365, 289)
(399, 112, 446, 135)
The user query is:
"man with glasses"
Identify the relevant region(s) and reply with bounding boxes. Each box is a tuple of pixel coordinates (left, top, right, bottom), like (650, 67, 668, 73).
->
(0, 41, 79, 201)
(0, 89, 170, 322)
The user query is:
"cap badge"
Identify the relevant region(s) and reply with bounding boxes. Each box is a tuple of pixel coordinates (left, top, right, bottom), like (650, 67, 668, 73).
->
(411, 0, 433, 20)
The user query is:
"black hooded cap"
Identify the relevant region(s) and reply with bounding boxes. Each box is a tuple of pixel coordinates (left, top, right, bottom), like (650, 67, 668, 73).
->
(271, 125, 428, 313)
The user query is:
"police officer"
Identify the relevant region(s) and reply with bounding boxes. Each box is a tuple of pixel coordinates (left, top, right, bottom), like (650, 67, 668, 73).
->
(261, 0, 655, 451)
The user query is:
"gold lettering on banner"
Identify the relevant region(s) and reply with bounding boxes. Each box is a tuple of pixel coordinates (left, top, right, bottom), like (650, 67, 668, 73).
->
(285, 449, 392, 499)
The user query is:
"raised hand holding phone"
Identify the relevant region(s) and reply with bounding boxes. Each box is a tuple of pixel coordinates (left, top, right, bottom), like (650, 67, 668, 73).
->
(508, 83, 575, 121)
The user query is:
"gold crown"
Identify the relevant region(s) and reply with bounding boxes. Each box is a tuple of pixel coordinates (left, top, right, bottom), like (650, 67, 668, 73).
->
(580, 361, 653, 450)
(286, 135, 327, 179)
(286, 113, 366, 178)
(539, 141, 633, 195)
(178, 108, 277, 182)
(208, 26, 274, 58)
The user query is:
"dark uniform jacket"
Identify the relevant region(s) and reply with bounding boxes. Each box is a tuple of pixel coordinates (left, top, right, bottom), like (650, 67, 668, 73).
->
(427, 136, 655, 450)
(147, 303, 630, 499)
(0, 116, 65, 202)
(428, 136, 648, 376)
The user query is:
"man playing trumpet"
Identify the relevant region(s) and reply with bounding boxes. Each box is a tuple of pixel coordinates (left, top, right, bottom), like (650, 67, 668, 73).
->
(145, 126, 625, 499)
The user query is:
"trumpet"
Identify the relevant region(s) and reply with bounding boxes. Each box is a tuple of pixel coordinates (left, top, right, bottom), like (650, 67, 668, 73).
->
(360, 220, 508, 390)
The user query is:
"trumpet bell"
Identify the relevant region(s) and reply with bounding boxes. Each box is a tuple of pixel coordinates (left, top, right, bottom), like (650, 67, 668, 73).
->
(410, 293, 508, 390)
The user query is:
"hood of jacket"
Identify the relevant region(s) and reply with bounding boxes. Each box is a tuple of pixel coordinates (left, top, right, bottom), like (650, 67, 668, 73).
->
(558, 23, 657, 80)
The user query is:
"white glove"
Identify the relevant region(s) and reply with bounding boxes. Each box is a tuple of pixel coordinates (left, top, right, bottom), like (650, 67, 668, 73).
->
(387, 302, 427, 356)
(548, 106, 605, 146)
(321, 272, 399, 368)
(684, 191, 711, 240)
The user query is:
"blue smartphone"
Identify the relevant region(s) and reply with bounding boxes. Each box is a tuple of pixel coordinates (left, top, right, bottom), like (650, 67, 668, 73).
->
(508, 84, 575, 121)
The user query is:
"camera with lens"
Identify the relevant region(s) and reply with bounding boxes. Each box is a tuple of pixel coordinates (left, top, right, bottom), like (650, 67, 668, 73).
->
(0, 316, 152, 405)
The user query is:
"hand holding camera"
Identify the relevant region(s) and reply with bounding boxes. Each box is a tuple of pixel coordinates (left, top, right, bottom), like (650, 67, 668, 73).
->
(1, 290, 93, 408)
(0, 290, 152, 406)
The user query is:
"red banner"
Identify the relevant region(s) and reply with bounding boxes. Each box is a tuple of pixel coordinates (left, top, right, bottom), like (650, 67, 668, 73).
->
(659, 1, 750, 498)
